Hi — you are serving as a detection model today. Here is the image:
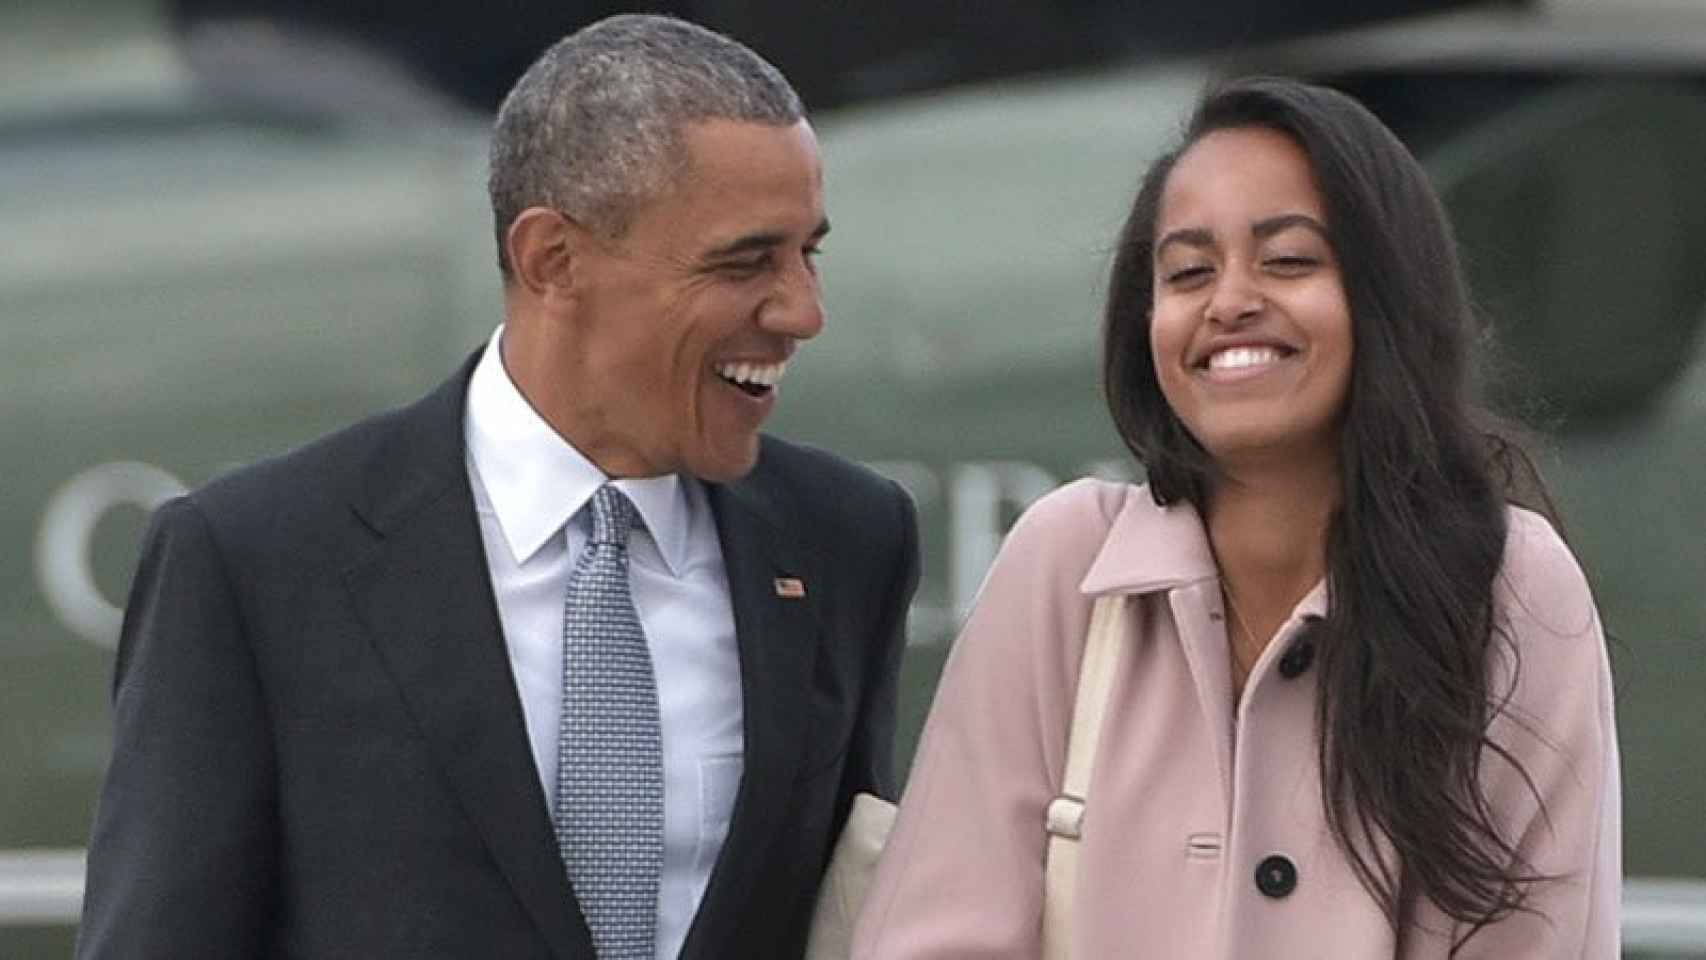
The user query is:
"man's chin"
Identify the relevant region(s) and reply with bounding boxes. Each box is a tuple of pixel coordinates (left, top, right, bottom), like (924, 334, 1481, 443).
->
(686, 436, 762, 484)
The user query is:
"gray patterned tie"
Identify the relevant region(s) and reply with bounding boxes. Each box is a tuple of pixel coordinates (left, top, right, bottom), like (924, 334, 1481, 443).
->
(555, 484, 663, 960)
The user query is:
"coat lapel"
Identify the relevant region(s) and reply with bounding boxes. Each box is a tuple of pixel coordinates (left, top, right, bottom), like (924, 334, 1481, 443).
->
(680, 464, 824, 958)
(340, 357, 593, 960)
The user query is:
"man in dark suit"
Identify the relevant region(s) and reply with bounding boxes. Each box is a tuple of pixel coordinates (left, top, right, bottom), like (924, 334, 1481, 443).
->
(77, 15, 918, 959)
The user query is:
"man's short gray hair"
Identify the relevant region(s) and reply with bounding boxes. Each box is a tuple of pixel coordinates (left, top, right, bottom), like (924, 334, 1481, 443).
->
(487, 14, 804, 278)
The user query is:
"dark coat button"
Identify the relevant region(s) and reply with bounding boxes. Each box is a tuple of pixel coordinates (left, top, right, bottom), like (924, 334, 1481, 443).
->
(1255, 855, 1298, 898)
(1278, 616, 1322, 679)
(1278, 639, 1315, 679)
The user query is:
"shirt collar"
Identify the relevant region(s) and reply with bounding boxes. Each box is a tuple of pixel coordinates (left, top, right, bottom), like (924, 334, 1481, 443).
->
(464, 326, 696, 576)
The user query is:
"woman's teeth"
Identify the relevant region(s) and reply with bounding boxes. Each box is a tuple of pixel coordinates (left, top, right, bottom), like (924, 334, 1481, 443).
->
(1207, 346, 1284, 371)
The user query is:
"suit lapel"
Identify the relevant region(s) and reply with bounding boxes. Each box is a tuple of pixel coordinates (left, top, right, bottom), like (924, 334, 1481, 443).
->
(339, 364, 824, 958)
(681, 468, 824, 958)
(341, 357, 593, 960)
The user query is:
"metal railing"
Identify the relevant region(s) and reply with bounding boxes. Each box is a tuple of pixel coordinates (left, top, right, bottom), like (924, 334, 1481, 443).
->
(5, 849, 1705, 953)
(0, 850, 81, 926)
(1627, 878, 1706, 955)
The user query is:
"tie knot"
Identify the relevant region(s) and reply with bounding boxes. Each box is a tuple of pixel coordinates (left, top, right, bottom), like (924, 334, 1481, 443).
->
(586, 484, 639, 547)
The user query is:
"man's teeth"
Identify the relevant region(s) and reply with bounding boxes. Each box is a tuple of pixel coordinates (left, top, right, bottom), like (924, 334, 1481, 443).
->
(715, 361, 787, 387)
(1207, 346, 1284, 371)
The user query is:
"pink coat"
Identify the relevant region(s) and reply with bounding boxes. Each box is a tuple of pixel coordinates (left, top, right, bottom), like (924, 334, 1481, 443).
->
(854, 479, 1619, 958)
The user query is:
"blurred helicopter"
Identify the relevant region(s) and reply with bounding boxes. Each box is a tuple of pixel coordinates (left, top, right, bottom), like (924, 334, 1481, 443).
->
(3, 0, 1704, 955)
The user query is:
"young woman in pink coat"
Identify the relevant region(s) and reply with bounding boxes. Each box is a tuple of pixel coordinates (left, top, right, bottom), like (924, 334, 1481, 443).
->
(853, 78, 1619, 958)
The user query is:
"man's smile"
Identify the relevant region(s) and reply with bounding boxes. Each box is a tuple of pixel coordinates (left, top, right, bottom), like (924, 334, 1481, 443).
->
(714, 359, 787, 398)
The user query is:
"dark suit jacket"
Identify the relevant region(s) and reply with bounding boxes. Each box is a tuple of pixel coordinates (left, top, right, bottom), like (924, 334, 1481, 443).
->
(77, 355, 920, 959)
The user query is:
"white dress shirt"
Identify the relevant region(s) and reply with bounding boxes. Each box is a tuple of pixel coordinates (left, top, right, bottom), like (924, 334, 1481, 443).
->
(463, 327, 744, 960)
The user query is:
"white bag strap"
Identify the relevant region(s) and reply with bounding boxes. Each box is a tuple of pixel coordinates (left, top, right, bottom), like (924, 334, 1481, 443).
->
(1041, 593, 1129, 960)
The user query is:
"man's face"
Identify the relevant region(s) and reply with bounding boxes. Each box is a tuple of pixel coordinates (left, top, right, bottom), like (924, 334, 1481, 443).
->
(564, 118, 827, 482)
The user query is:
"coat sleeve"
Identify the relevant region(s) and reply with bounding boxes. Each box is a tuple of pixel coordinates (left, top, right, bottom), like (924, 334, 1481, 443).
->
(76, 497, 278, 959)
(1409, 510, 1621, 959)
(851, 480, 1117, 959)
(838, 479, 921, 809)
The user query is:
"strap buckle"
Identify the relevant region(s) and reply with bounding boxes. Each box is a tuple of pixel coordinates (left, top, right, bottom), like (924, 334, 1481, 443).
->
(1046, 794, 1086, 840)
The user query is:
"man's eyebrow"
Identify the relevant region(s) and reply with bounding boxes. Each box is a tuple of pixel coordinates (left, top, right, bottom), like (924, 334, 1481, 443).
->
(705, 219, 832, 260)
(1253, 213, 1328, 241)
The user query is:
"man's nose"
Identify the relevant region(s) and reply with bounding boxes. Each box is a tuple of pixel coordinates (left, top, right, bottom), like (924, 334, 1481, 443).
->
(759, 256, 826, 340)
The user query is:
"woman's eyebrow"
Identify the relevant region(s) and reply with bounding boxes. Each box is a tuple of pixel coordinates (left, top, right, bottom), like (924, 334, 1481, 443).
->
(1253, 213, 1328, 241)
(1156, 214, 1328, 258)
(1155, 226, 1215, 256)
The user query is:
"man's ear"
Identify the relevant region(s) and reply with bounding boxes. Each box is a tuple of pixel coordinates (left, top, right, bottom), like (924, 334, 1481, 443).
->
(506, 207, 587, 301)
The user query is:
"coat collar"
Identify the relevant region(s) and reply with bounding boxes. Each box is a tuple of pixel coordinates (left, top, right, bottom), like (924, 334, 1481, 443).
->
(1077, 484, 1328, 620)
(1079, 485, 1221, 597)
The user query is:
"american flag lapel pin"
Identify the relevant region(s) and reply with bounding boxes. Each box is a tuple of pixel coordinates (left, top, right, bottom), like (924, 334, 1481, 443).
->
(773, 577, 806, 599)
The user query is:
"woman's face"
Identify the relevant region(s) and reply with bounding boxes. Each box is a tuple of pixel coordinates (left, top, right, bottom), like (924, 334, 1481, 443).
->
(1149, 126, 1353, 472)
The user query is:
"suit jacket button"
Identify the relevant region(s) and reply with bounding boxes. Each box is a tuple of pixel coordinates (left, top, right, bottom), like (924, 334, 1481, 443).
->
(1255, 855, 1298, 898)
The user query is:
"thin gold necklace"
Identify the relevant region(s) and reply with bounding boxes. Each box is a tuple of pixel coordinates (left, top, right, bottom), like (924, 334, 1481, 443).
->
(1221, 578, 1260, 686)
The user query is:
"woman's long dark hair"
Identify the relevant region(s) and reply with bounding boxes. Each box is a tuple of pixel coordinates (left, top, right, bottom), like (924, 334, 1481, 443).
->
(1103, 77, 1554, 947)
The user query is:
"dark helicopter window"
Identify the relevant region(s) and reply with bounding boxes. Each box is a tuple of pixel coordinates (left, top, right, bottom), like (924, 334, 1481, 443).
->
(1317, 72, 1547, 151)
(1304, 69, 1706, 421)
(1316, 69, 1706, 154)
